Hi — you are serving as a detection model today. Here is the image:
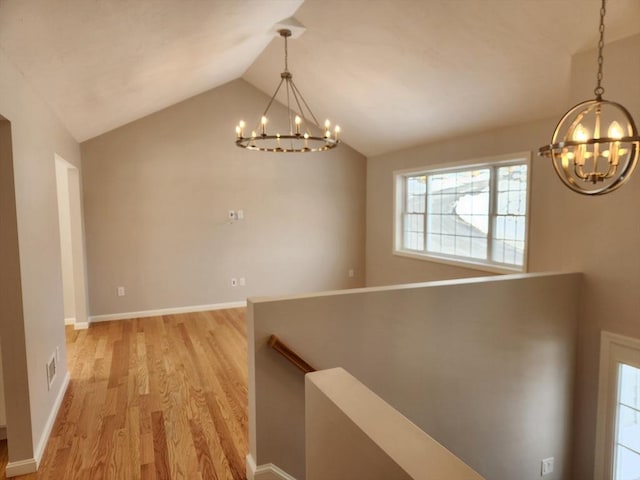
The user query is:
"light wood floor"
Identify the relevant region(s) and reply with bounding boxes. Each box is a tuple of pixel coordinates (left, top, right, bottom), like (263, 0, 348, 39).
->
(3, 308, 248, 480)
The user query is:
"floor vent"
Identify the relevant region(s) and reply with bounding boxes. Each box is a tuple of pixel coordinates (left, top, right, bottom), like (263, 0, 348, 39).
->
(46, 354, 57, 390)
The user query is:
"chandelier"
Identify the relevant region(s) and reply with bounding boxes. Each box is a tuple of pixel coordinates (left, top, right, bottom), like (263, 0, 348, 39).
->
(538, 0, 640, 195)
(235, 29, 340, 153)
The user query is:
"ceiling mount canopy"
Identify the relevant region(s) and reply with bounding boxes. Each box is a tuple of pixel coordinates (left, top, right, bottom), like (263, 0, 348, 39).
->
(235, 28, 340, 153)
(538, 0, 640, 195)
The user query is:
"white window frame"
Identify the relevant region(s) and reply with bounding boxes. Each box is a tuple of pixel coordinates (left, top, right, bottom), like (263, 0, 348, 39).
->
(595, 331, 640, 480)
(393, 152, 531, 274)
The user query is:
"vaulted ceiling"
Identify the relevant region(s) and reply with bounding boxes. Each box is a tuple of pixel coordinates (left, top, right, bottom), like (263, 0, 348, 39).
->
(1, 0, 639, 157)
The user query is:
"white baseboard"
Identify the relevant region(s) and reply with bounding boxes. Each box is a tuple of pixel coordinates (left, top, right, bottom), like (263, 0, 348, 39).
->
(246, 454, 297, 480)
(88, 300, 247, 323)
(35, 371, 70, 461)
(5, 458, 37, 477)
(74, 322, 89, 330)
(63, 317, 75, 325)
(6, 371, 70, 477)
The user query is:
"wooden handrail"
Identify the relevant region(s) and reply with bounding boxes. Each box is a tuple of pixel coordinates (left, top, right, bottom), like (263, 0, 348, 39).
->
(268, 335, 317, 374)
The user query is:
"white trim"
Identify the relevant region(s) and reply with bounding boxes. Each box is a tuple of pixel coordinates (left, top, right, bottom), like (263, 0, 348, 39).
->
(63, 317, 75, 325)
(393, 249, 520, 275)
(249, 271, 576, 304)
(89, 301, 247, 323)
(594, 331, 640, 480)
(6, 458, 38, 477)
(74, 322, 89, 330)
(246, 454, 297, 480)
(393, 151, 532, 177)
(246, 454, 257, 480)
(6, 371, 70, 477)
(35, 371, 70, 463)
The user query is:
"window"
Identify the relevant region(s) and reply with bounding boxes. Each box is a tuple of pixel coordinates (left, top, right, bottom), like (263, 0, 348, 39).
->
(394, 153, 530, 272)
(596, 332, 640, 480)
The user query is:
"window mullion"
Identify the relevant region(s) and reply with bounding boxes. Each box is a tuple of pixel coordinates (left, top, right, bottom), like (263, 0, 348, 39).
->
(423, 174, 429, 252)
(487, 166, 496, 263)
(403, 176, 408, 250)
(618, 400, 640, 414)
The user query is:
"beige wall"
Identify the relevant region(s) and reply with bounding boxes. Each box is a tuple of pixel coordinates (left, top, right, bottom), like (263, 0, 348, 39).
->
(249, 272, 580, 480)
(0, 45, 82, 467)
(366, 34, 640, 479)
(558, 34, 640, 480)
(81, 79, 366, 316)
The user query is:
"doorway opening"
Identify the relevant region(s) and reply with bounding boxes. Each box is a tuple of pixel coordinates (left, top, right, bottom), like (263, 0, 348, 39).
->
(55, 154, 89, 329)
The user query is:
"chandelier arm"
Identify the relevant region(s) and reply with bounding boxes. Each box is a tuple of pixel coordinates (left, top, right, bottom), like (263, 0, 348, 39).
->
(575, 163, 588, 180)
(604, 163, 618, 179)
(261, 77, 286, 120)
(288, 81, 311, 135)
(289, 78, 323, 130)
(550, 104, 587, 145)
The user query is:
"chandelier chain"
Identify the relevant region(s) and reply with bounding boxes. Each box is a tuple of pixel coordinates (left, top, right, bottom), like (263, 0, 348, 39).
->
(594, 0, 606, 98)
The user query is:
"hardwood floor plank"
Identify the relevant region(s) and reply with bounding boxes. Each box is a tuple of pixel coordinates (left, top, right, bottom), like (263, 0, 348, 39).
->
(136, 332, 150, 395)
(140, 431, 155, 466)
(205, 392, 246, 480)
(188, 419, 218, 480)
(151, 411, 171, 480)
(140, 462, 157, 480)
(127, 405, 142, 479)
(88, 414, 117, 478)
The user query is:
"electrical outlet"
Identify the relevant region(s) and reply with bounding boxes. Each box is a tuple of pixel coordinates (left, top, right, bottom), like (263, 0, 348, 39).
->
(237, 209, 244, 220)
(541, 457, 554, 476)
(348, 268, 355, 278)
(231, 278, 238, 287)
(239, 277, 246, 286)
(228, 210, 237, 220)
(117, 286, 125, 297)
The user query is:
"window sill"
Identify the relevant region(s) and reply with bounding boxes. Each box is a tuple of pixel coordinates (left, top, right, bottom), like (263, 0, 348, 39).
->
(393, 249, 526, 275)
